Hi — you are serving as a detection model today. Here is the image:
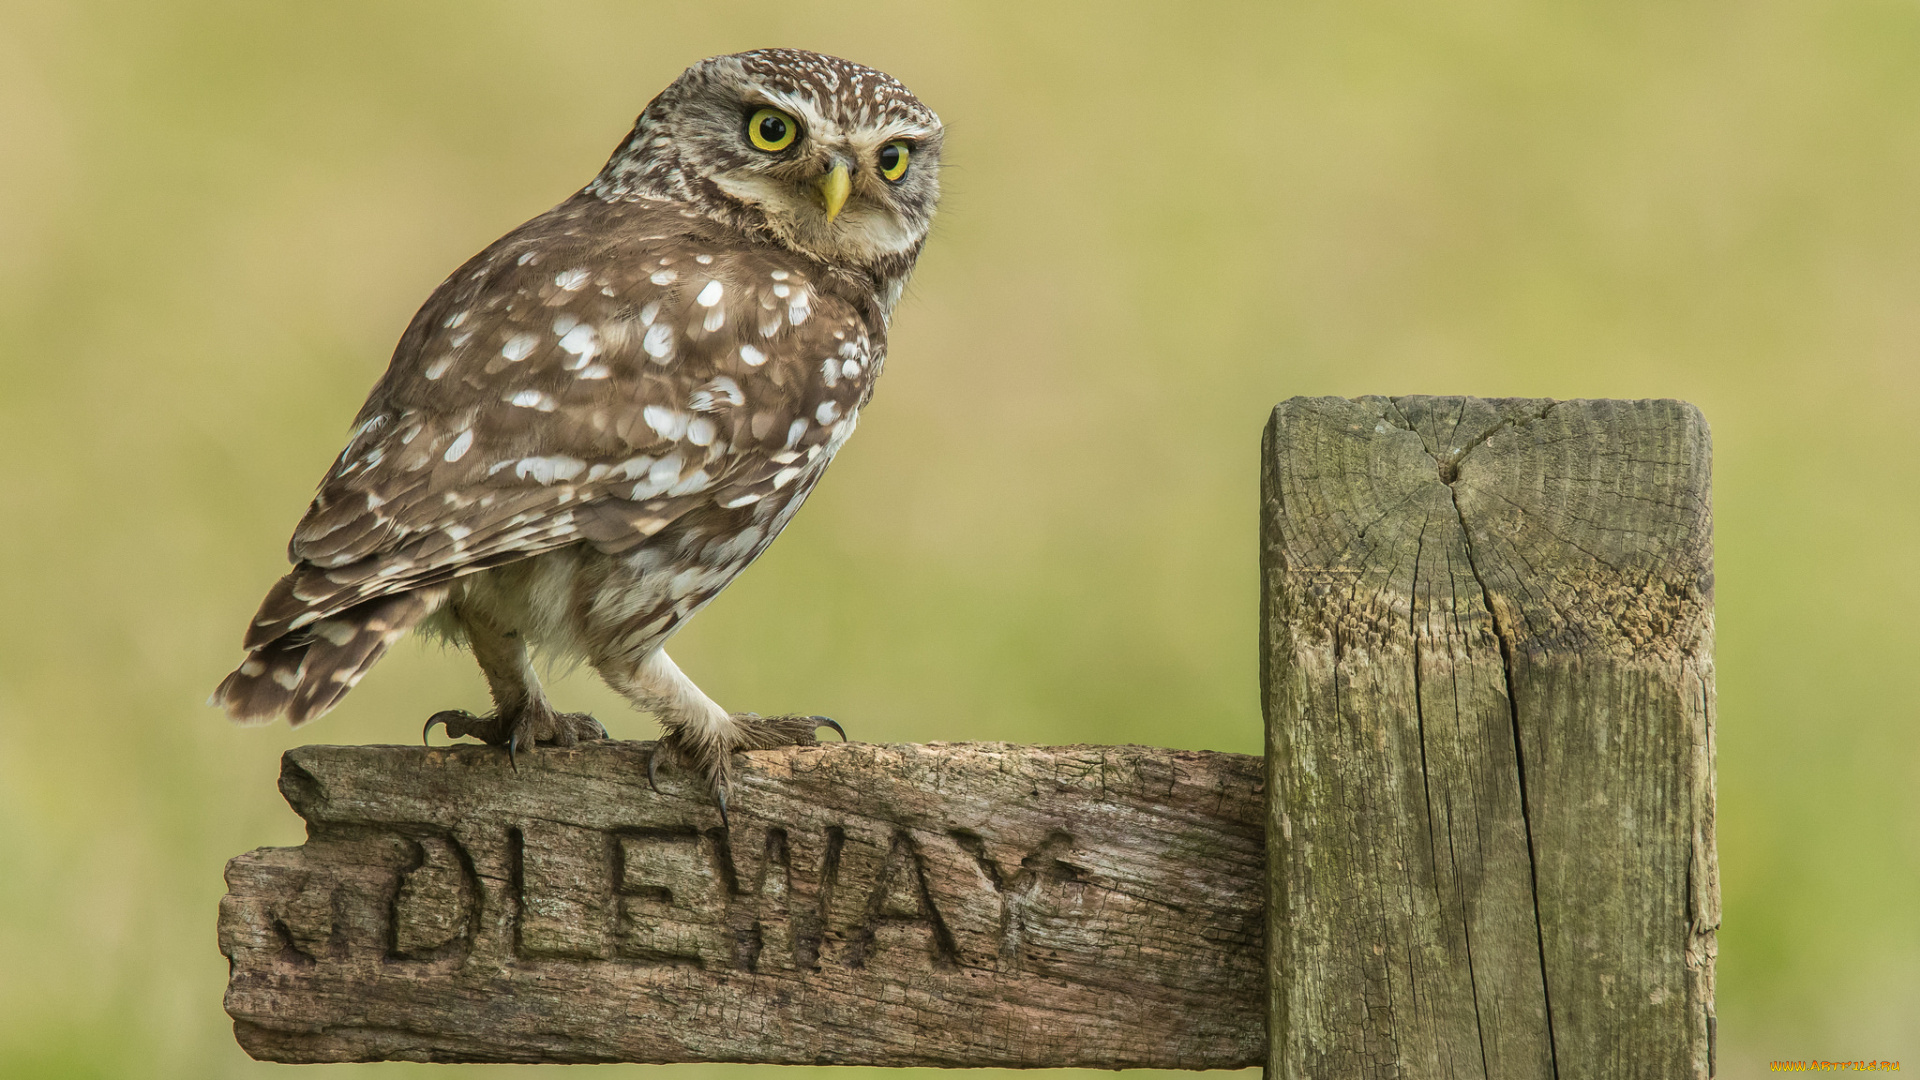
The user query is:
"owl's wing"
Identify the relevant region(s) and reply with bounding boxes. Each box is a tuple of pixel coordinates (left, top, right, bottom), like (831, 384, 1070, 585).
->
(242, 208, 878, 651)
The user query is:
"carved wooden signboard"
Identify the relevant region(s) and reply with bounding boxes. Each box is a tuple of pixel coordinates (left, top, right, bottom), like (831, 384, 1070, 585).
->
(219, 741, 1265, 1066)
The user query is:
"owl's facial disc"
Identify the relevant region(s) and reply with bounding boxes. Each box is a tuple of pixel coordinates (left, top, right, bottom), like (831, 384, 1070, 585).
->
(591, 50, 941, 269)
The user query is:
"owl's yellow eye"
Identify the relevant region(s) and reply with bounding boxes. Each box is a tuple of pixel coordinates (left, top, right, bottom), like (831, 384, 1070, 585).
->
(878, 140, 911, 182)
(747, 108, 798, 152)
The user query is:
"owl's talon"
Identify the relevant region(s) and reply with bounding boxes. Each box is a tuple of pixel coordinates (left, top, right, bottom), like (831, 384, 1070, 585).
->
(423, 709, 477, 745)
(653, 712, 840, 823)
(418, 704, 603, 767)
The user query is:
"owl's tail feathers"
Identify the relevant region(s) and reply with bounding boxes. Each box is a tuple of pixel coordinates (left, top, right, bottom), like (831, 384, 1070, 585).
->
(211, 584, 450, 727)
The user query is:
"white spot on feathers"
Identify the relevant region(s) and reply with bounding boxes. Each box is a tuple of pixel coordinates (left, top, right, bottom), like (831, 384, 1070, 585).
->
(509, 390, 558, 411)
(502, 334, 537, 362)
(643, 405, 689, 440)
(696, 280, 724, 306)
(554, 268, 590, 291)
(643, 323, 675, 362)
(444, 429, 474, 462)
(424, 355, 455, 380)
(629, 454, 683, 499)
(557, 324, 600, 368)
(513, 455, 588, 484)
(668, 468, 712, 495)
(815, 400, 841, 424)
(314, 620, 358, 647)
(739, 344, 767, 367)
(689, 377, 743, 412)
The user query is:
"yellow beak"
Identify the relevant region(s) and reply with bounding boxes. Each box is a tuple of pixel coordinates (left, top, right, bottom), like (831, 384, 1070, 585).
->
(815, 162, 851, 223)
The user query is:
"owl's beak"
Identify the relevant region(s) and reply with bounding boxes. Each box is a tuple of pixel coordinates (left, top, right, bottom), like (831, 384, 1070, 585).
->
(815, 161, 851, 223)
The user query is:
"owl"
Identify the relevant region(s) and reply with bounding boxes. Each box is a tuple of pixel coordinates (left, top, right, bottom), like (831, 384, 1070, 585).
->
(211, 49, 942, 814)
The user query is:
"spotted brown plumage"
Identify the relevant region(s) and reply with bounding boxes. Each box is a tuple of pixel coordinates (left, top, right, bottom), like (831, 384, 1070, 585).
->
(212, 49, 942, 808)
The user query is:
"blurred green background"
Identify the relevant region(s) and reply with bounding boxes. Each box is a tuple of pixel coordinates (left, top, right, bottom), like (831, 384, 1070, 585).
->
(2, 0, 1915, 1076)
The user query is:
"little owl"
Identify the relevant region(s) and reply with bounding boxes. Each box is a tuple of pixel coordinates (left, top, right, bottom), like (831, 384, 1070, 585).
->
(211, 49, 942, 815)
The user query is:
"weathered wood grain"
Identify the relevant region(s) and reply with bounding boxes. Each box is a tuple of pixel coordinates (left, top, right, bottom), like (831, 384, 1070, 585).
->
(219, 740, 1265, 1066)
(1261, 396, 1718, 1079)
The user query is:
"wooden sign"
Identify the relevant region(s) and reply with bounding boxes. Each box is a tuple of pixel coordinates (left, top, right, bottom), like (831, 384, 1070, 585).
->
(220, 740, 1265, 1066)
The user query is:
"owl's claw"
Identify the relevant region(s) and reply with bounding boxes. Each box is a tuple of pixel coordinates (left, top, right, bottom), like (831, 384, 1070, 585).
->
(651, 712, 844, 826)
(423, 709, 477, 745)
(418, 704, 605, 767)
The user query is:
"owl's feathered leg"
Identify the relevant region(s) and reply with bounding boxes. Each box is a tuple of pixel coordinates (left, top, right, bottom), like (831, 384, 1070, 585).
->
(423, 602, 605, 766)
(595, 648, 842, 817)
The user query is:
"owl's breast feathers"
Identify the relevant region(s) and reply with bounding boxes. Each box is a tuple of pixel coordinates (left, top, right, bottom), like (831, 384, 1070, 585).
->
(244, 195, 884, 652)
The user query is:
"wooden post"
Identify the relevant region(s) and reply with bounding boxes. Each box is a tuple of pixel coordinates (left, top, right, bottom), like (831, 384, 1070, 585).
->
(1261, 396, 1718, 1079)
(219, 741, 1265, 1066)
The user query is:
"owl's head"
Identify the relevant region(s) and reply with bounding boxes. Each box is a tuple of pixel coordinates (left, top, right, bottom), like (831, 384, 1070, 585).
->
(592, 49, 943, 274)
